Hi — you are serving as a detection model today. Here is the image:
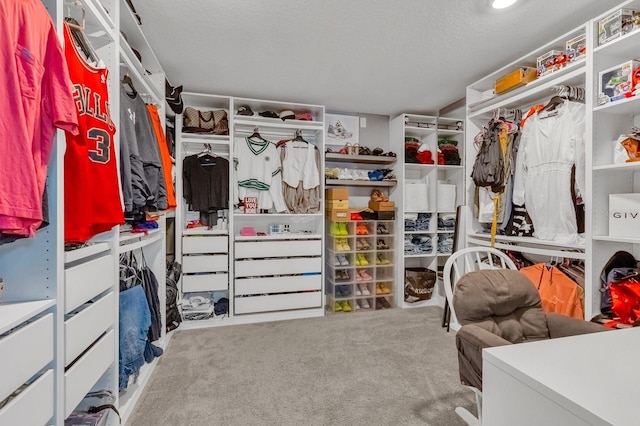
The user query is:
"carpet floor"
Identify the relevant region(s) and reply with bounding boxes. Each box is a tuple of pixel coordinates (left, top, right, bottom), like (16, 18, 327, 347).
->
(127, 306, 476, 426)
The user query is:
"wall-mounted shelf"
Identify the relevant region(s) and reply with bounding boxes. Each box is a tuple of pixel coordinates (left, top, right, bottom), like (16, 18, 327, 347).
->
(325, 153, 397, 165)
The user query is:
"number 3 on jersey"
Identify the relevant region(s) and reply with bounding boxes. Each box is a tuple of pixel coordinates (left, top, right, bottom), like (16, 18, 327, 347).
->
(87, 127, 111, 164)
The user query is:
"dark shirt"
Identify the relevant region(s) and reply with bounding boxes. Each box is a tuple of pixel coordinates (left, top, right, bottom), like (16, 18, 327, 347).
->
(182, 154, 229, 212)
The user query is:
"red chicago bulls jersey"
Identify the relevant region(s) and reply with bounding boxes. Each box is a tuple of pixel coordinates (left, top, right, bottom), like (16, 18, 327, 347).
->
(63, 23, 124, 243)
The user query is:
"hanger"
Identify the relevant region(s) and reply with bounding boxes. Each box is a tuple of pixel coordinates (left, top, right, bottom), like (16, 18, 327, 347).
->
(121, 72, 138, 97)
(64, 16, 101, 66)
(248, 127, 268, 143)
(197, 143, 217, 166)
(292, 129, 309, 145)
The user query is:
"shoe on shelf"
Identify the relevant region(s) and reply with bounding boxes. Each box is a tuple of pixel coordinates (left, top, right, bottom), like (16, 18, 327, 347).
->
(357, 253, 369, 266)
(377, 239, 389, 249)
(356, 239, 365, 250)
(378, 282, 391, 294)
(358, 269, 373, 281)
(376, 297, 392, 309)
(376, 254, 390, 265)
(376, 283, 384, 295)
(354, 301, 361, 310)
(359, 299, 371, 309)
(377, 224, 389, 234)
(334, 301, 343, 312)
(358, 283, 371, 296)
(338, 222, 349, 235)
(334, 255, 341, 266)
(360, 238, 371, 249)
(351, 212, 363, 220)
(340, 300, 352, 312)
(355, 284, 362, 296)
(330, 222, 340, 235)
(338, 254, 349, 266)
(355, 254, 361, 266)
(341, 238, 351, 251)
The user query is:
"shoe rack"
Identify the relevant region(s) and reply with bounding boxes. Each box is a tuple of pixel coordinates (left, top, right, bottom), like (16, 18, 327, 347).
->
(325, 220, 395, 312)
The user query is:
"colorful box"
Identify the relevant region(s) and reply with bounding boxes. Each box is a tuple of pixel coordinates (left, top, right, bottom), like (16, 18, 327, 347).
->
(598, 9, 639, 46)
(325, 188, 349, 200)
(243, 197, 258, 213)
(598, 60, 640, 105)
(495, 67, 537, 95)
(609, 193, 640, 237)
(536, 50, 564, 77)
(566, 33, 586, 62)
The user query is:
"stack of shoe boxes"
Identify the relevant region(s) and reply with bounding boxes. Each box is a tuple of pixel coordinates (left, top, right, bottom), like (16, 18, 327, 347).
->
(325, 188, 349, 221)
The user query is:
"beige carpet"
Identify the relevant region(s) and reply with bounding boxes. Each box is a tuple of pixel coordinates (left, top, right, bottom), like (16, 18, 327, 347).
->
(127, 306, 475, 426)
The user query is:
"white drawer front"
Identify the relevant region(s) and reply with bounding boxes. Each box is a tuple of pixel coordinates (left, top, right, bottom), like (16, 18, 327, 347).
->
(183, 235, 228, 254)
(183, 254, 228, 273)
(235, 239, 321, 258)
(65, 254, 114, 314)
(235, 257, 321, 278)
(235, 292, 322, 314)
(0, 313, 53, 403)
(0, 369, 53, 426)
(182, 273, 228, 292)
(65, 329, 115, 417)
(65, 291, 115, 366)
(235, 275, 322, 295)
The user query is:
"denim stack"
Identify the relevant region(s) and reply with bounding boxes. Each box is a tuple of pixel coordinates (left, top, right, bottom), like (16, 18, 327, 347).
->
(437, 234, 454, 254)
(404, 235, 433, 255)
(437, 214, 456, 231)
(404, 213, 432, 232)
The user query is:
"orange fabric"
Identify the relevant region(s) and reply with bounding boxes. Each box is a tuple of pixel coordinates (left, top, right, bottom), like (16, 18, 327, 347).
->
(520, 104, 544, 128)
(519, 263, 584, 320)
(146, 105, 176, 208)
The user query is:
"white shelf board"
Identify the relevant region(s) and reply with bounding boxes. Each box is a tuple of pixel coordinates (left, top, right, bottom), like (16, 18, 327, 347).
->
(233, 213, 323, 218)
(404, 230, 435, 234)
(592, 235, 640, 244)
(438, 165, 464, 170)
(182, 228, 229, 236)
(405, 163, 436, 170)
(593, 95, 640, 115)
(468, 61, 586, 118)
(403, 210, 435, 214)
(593, 162, 640, 172)
(325, 153, 397, 165)
(181, 134, 231, 145)
(119, 228, 162, 244)
(325, 179, 396, 187)
(64, 242, 110, 264)
(593, 26, 640, 56)
(234, 116, 324, 131)
(0, 300, 55, 336)
(437, 129, 464, 136)
(404, 253, 436, 258)
(234, 233, 322, 241)
(467, 232, 585, 249)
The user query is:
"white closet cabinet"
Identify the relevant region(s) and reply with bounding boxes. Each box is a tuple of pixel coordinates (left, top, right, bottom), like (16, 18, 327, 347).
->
(174, 95, 325, 326)
(0, 0, 168, 424)
(389, 114, 465, 309)
(590, 0, 640, 318)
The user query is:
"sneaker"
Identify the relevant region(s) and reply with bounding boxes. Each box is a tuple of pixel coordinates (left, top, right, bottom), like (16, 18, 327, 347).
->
(359, 299, 371, 309)
(358, 283, 371, 296)
(340, 300, 352, 312)
(334, 301, 343, 312)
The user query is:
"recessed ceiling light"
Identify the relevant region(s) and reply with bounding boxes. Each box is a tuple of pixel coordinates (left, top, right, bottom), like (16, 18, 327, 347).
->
(492, 0, 518, 9)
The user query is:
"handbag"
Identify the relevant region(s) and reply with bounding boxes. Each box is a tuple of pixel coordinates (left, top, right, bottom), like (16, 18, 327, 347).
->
(183, 107, 229, 135)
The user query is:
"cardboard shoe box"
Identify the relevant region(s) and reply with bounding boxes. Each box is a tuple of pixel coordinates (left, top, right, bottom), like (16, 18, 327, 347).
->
(368, 200, 395, 211)
(609, 193, 640, 237)
(325, 188, 349, 200)
(326, 199, 349, 210)
(495, 67, 537, 95)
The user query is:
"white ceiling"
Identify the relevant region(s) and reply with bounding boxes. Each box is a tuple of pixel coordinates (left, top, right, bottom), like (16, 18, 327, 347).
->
(133, 0, 619, 117)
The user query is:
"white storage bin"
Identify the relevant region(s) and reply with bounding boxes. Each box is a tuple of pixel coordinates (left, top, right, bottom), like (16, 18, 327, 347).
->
(235, 274, 322, 295)
(182, 235, 227, 254)
(438, 182, 457, 212)
(64, 330, 115, 417)
(405, 178, 429, 211)
(0, 313, 53, 403)
(64, 291, 115, 366)
(234, 257, 321, 278)
(65, 254, 114, 314)
(182, 254, 228, 273)
(235, 292, 321, 314)
(235, 239, 322, 258)
(0, 369, 53, 426)
(182, 273, 228, 292)
(609, 193, 640, 237)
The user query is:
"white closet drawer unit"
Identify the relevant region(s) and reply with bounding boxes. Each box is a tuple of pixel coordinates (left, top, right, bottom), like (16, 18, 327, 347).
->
(235, 274, 322, 295)
(0, 369, 53, 426)
(235, 239, 321, 258)
(0, 313, 53, 403)
(182, 235, 228, 254)
(183, 254, 228, 273)
(64, 329, 115, 417)
(182, 273, 228, 292)
(64, 291, 115, 366)
(235, 291, 322, 314)
(235, 257, 321, 277)
(65, 254, 114, 314)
